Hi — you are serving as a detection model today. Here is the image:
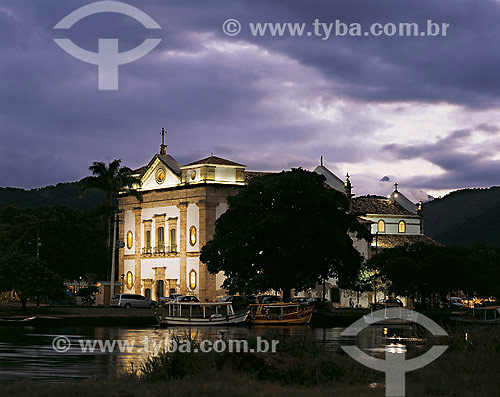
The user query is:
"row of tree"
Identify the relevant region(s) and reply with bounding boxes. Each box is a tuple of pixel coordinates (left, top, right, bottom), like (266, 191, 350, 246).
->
(366, 242, 500, 304)
(0, 160, 140, 308)
(201, 168, 500, 303)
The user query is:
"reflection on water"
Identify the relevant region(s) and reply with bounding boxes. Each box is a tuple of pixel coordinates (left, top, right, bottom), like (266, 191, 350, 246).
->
(0, 325, 426, 382)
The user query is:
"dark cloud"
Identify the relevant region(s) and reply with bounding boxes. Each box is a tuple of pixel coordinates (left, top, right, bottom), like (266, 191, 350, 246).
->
(382, 128, 500, 189)
(0, 0, 500, 192)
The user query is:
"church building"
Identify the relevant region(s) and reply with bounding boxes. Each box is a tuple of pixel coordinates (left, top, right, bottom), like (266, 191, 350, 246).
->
(117, 133, 250, 302)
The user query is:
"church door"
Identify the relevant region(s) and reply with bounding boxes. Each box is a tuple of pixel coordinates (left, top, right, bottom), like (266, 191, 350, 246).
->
(156, 280, 164, 299)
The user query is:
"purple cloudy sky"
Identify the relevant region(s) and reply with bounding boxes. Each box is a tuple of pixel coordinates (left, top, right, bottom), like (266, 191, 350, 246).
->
(1, 0, 500, 198)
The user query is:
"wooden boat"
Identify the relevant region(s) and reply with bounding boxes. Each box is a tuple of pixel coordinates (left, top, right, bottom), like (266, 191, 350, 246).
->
(248, 303, 314, 325)
(0, 316, 36, 323)
(450, 306, 500, 324)
(156, 301, 249, 326)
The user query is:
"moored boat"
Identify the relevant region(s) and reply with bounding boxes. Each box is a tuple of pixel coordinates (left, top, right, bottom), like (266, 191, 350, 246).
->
(0, 316, 36, 323)
(156, 301, 249, 326)
(450, 305, 500, 324)
(248, 303, 314, 325)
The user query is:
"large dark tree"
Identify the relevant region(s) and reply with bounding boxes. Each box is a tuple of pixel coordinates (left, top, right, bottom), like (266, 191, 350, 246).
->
(200, 169, 370, 301)
(0, 254, 64, 309)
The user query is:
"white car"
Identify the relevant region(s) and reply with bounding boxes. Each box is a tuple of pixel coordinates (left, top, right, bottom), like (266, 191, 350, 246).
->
(110, 294, 159, 309)
(449, 297, 465, 308)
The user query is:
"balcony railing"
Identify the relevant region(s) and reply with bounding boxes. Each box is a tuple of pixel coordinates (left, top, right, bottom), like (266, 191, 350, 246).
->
(142, 246, 152, 254)
(149, 245, 178, 255)
(154, 245, 166, 254)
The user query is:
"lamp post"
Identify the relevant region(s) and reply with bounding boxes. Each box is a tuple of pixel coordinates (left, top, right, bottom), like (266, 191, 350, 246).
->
(373, 231, 379, 304)
(110, 212, 118, 301)
(110, 210, 125, 303)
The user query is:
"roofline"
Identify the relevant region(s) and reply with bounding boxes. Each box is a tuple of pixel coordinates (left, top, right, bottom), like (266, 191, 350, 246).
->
(117, 181, 245, 198)
(140, 154, 181, 179)
(180, 164, 246, 170)
(359, 213, 420, 219)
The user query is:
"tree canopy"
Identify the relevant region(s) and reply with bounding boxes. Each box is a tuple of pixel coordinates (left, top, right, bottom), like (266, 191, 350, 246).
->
(368, 242, 500, 302)
(0, 205, 109, 280)
(200, 168, 370, 301)
(0, 253, 64, 309)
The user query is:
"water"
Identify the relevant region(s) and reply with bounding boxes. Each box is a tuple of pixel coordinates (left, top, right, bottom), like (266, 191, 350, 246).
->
(0, 325, 426, 382)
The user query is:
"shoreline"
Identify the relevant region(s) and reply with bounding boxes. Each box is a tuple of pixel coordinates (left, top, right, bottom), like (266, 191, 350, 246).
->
(0, 306, 454, 327)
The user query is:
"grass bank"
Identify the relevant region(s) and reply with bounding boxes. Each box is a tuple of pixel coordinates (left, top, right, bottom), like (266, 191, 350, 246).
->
(2, 325, 498, 396)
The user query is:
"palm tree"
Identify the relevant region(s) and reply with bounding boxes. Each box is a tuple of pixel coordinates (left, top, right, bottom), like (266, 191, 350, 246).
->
(79, 159, 142, 249)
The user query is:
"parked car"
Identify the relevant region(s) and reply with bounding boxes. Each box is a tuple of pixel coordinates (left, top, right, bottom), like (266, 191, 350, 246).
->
(219, 295, 256, 309)
(291, 297, 308, 304)
(371, 298, 404, 310)
(449, 297, 465, 308)
(306, 297, 328, 305)
(173, 295, 200, 303)
(261, 296, 283, 304)
(110, 294, 159, 309)
(159, 293, 183, 305)
(257, 295, 278, 303)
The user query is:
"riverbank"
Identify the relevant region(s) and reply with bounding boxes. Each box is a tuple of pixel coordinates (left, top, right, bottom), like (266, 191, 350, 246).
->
(0, 305, 157, 326)
(1, 325, 499, 396)
(0, 304, 457, 328)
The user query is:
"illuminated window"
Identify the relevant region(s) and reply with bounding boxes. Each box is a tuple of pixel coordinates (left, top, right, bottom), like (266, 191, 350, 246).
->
(170, 228, 177, 252)
(126, 271, 133, 290)
(398, 221, 406, 233)
(126, 231, 133, 249)
(189, 269, 197, 290)
(189, 226, 197, 246)
(377, 220, 385, 233)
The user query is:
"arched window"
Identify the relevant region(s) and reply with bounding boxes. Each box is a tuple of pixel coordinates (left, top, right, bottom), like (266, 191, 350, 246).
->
(377, 220, 385, 233)
(398, 221, 406, 233)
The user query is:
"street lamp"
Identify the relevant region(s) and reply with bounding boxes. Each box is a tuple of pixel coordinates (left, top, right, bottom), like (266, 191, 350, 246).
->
(110, 209, 124, 302)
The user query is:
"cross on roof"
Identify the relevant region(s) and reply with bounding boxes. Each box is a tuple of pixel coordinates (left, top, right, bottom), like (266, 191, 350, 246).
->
(160, 127, 167, 154)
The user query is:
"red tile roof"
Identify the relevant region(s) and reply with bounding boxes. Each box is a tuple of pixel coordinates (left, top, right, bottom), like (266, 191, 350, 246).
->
(374, 234, 441, 248)
(352, 196, 414, 216)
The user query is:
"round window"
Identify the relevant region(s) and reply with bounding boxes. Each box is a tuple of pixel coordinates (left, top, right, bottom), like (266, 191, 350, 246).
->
(190, 170, 196, 180)
(155, 167, 166, 184)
